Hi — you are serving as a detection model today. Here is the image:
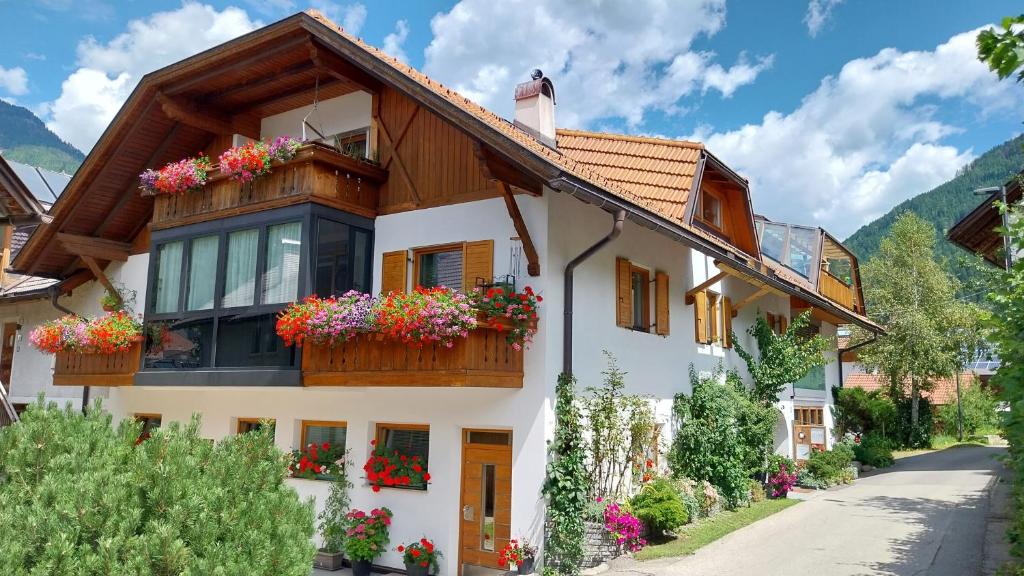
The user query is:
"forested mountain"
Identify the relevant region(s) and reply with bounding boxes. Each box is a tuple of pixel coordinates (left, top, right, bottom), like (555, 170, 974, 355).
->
(845, 135, 1024, 287)
(0, 100, 83, 173)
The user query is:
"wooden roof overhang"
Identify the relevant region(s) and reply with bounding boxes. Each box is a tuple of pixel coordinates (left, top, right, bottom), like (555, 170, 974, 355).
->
(683, 151, 762, 261)
(0, 156, 50, 225)
(820, 229, 866, 310)
(947, 175, 1021, 268)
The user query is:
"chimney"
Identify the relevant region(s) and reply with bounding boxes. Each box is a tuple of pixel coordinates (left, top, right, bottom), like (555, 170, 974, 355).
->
(514, 69, 556, 148)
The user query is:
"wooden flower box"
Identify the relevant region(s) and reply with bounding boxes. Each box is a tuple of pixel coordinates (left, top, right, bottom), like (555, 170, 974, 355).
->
(53, 342, 141, 387)
(301, 324, 525, 388)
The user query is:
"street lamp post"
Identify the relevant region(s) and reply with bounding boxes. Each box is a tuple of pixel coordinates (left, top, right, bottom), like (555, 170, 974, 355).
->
(974, 185, 1013, 269)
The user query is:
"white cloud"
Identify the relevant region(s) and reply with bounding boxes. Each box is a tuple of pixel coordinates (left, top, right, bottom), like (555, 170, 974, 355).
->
(805, 0, 842, 37)
(44, 3, 261, 152)
(699, 27, 1024, 238)
(382, 20, 410, 63)
(423, 0, 769, 128)
(0, 66, 28, 96)
(308, 1, 366, 35)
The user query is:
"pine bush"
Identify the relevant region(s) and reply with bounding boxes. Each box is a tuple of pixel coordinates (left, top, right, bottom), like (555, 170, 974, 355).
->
(0, 400, 316, 575)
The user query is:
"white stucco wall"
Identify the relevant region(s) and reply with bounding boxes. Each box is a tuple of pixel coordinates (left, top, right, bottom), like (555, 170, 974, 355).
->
(260, 91, 373, 143)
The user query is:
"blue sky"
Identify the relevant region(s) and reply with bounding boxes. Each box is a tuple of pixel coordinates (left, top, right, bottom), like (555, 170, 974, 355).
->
(0, 0, 1021, 238)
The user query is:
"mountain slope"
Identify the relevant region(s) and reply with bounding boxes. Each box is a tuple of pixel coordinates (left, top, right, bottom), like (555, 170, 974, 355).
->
(844, 135, 1024, 286)
(0, 100, 83, 173)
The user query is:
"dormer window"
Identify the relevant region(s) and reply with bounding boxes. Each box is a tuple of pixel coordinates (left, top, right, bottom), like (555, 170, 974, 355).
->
(696, 188, 724, 232)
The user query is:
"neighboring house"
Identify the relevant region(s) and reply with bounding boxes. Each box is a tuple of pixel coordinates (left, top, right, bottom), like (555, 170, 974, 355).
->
(844, 371, 979, 407)
(0, 11, 881, 574)
(0, 155, 65, 423)
(948, 171, 1022, 268)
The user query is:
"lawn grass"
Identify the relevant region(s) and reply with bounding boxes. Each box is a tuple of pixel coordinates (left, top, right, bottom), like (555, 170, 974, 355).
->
(634, 499, 800, 561)
(893, 432, 999, 459)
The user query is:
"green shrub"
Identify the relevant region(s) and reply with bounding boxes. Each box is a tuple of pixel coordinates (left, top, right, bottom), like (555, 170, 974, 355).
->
(832, 386, 898, 439)
(630, 478, 688, 537)
(936, 383, 1000, 436)
(0, 400, 315, 575)
(796, 467, 829, 490)
(893, 395, 934, 449)
(670, 478, 702, 523)
(669, 366, 749, 508)
(853, 433, 895, 468)
(806, 443, 855, 484)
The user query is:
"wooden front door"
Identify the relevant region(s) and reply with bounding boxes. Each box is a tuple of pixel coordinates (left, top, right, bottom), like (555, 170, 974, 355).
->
(0, 323, 17, 393)
(793, 406, 826, 461)
(459, 429, 512, 574)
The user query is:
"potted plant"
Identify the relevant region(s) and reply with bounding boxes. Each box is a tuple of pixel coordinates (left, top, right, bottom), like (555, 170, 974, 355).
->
(315, 449, 352, 571)
(290, 441, 346, 480)
(363, 440, 430, 492)
(396, 538, 442, 576)
(498, 538, 537, 575)
(100, 290, 121, 312)
(343, 507, 393, 576)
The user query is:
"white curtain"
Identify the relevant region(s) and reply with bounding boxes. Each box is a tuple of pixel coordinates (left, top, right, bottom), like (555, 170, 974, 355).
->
(186, 235, 218, 310)
(154, 241, 183, 313)
(222, 228, 258, 308)
(263, 222, 302, 304)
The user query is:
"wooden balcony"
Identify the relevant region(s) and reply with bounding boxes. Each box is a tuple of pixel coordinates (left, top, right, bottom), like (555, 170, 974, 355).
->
(301, 326, 524, 388)
(53, 343, 142, 387)
(819, 270, 856, 311)
(151, 143, 387, 230)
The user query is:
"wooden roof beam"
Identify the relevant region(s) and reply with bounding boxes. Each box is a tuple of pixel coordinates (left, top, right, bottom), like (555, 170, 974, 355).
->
(685, 271, 727, 304)
(308, 39, 383, 93)
(731, 286, 771, 317)
(163, 33, 313, 96)
(156, 92, 258, 138)
(57, 233, 131, 263)
(473, 142, 543, 196)
(497, 181, 540, 277)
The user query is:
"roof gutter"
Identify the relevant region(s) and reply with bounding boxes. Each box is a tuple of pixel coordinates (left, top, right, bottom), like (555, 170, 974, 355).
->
(547, 174, 884, 335)
(837, 334, 878, 389)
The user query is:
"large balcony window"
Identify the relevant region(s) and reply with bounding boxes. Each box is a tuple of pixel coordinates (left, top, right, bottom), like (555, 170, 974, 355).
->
(755, 220, 819, 279)
(142, 204, 373, 377)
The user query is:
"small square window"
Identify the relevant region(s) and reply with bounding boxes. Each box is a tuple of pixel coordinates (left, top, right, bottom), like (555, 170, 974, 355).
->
(237, 418, 276, 437)
(415, 245, 463, 289)
(375, 423, 429, 490)
(134, 413, 161, 443)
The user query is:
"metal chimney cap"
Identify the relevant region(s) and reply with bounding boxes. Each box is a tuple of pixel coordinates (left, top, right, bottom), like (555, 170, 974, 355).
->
(530, 69, 544, 80)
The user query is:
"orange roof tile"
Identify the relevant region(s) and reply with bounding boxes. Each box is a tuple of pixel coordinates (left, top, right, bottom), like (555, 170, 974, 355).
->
(843, 372, 978, 405)
(556, 129, 703, 223)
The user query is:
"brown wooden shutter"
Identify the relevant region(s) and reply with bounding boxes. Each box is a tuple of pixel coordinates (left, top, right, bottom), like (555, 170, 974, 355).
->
(462, 240, 494, 292)
(616, 257, 633, 327)
(779, 315, 788, 334)
(709, 293, 720, 343)
(694, 290, 709, 343)
(722, 296, 733, 348)
(766, 312, 776, 334)
(380, 250, 408, 294)
(654, 271, 670, 336)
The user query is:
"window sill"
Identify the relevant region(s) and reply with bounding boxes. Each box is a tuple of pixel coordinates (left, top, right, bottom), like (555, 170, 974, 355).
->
(134, 368, 300, 387)
(369, 484, 428, 493)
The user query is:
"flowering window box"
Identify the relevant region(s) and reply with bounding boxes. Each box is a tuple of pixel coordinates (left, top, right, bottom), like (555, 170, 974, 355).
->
(53, 342, 142, 387)
(150, 143, 387, 230)
(301, 316, 525, 388)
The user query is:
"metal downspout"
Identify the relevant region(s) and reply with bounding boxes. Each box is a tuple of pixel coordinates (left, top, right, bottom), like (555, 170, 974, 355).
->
(563, 209, 626, 377)
(48, 285, 88, 413)
(837, 334, 877, 390)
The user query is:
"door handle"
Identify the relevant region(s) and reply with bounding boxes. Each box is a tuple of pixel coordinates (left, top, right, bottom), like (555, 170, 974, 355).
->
(463, 505, 474, 521)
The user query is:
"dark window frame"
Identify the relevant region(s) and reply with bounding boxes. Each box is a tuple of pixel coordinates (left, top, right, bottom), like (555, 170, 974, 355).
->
(143, 204, 373, 375)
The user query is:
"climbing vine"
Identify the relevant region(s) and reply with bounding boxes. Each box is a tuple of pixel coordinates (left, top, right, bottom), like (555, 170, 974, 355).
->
(733, 310, 832, 404)
(543, 373, 590, 575)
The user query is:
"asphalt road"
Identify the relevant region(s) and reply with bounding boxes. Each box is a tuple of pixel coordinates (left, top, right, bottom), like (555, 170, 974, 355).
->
(610, 445, 1008, 576)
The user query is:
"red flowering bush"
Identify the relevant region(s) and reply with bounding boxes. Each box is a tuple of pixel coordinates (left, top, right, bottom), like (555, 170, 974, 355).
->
(498, 538, 537, 569)
(29, 312, 142, 355)
(289, 441, 347, 480)
(217, 136, 301, 183)
(374, 287, 476, 348)
(396, 538, 442, 572)
(344, 507, 393, 562)
(363, 440, 430, 492)
(471, 286, 541, 350)
(138, 154, 212, 195)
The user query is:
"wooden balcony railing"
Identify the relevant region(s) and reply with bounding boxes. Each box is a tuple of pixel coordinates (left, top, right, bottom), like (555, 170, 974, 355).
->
(151, 144, 387, 230)
(53, 343, 141, 387)
(818, 270, 856, 311)
(301, 326, 525, 388)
